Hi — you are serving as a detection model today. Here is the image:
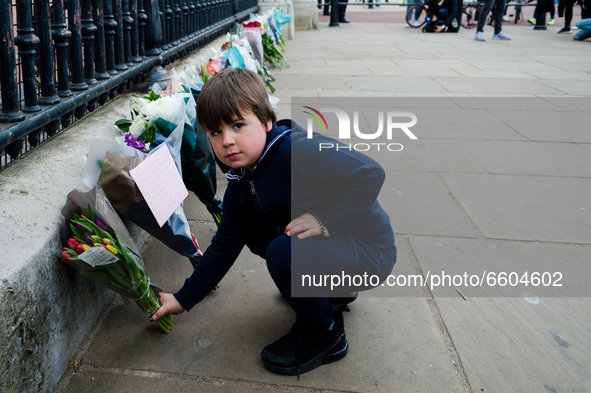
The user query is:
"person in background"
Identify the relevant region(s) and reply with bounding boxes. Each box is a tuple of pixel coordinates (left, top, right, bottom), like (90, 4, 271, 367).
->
(474, 0, 512, 40)
(426, 0, 459, 32)
(557, 0, 577, 33)
(572, 18, 591, 39)
(528, 0, 555, 28)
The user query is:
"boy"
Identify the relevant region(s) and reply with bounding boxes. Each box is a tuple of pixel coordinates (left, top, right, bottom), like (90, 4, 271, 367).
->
(152, 69, 396, 377)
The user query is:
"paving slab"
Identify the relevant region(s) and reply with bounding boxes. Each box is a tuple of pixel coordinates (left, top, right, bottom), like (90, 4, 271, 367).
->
(457, 140, 591, 177)
(63, 370, 283, 393)
(365, 138, 486, 174)
(388, 107, 526, 140)
(538, 79, 591, 96)
(451, 68, 537, 79)
(325, 58, 397, 67)
(340, 51, 439, 60)
(489, 109, 591, 143)
(408, 235, 591, 298)
(367, 66, 463, 77)
(376, 172, 481, 238)
(541, 97, 591, 111)
(432, 77, 564, 95)
(450, 97, 563, 111)
(465, 61, 563, 71)
(522, 70, 591, 81)
(440, 173, 591, 243)
(349, 76, 446, 92)
(277, 66, 373, 76)
(408, 236, 591, 391)
(273, 75, 351, 90)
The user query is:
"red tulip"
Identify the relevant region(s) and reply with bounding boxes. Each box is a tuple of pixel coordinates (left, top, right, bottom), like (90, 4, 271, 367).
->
(61, 251, 76, 266)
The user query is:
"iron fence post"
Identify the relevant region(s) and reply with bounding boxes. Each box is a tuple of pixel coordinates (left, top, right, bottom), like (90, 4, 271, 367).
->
(94, 0, 111, 79)
(146, 0, 163, 55)
(122, 0, 134, 64)
(173, 0, 181, 44)
(68, 0, 89, 90)
(113, 0, 128, 70)
(130, 0, 142, 61)
(0, 2, 26, 122)
(159, 0, 169, 49)
(182, 0, 189, 40)
(81, 0, 98, 85)
(36, 0, 61, 105)
(15, 0, 42, 112)
(164, 0, 176, 49)
(104, 0, 118, 74)
(52, 0, 73, 97)
(138, 0, 147, 58)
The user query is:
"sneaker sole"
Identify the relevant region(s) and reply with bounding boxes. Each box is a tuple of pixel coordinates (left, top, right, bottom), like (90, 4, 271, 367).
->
(261, 333, 348, 376)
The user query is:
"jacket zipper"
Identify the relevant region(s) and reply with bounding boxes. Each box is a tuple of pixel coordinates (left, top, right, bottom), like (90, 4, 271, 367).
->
(249, 180, 274, 217)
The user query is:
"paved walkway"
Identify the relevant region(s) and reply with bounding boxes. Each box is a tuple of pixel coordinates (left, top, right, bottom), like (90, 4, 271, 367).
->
(55, 21, 591, 393)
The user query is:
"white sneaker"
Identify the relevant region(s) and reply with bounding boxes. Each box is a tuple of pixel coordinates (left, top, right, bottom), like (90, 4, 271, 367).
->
(474, 31, 486, 41)
(492, 31, 511, 40)
(405, 23, 410, 28)
(502, 15, 510, 21)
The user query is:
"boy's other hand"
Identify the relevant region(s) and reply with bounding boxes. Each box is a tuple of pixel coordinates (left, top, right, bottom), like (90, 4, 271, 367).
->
(151, 293, 186, 321)
(285, 213, 330, 239)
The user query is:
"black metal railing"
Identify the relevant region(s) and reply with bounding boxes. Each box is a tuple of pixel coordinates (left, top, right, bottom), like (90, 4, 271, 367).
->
(0, 0, 257, 170)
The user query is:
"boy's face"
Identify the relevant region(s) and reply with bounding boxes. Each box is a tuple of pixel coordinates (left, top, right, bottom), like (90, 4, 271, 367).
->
(207, 111, 272, 172)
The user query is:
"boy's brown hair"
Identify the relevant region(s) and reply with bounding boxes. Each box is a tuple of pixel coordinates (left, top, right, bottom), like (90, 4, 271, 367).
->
(196, 68, 277, 132)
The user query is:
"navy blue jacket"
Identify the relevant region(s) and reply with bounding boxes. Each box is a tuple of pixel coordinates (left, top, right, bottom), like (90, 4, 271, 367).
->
(174, 119, 394, 311)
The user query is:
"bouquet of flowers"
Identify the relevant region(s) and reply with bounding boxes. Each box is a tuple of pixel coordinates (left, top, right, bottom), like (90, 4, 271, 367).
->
(243, 19, 289, 70)
(59, 186, 174, 333)
(114, 87, 223, 227)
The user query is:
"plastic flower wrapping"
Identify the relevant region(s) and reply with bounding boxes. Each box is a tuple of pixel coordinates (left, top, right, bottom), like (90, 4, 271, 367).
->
(58, 186, 174, 333)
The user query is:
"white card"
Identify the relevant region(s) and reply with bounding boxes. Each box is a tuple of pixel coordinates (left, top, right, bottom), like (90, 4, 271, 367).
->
(130, 144, 188, 227)
(78, 245, 119, 267)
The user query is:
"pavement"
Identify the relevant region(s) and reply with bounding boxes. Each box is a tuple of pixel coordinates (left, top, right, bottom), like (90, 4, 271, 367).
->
(53, 19, 591, 393)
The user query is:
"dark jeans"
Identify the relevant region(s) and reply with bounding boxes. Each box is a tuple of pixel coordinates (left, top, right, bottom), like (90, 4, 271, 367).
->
(324, 0, 349, 19)
(477, 0, 507, 33)
(245, 221, 397, 329)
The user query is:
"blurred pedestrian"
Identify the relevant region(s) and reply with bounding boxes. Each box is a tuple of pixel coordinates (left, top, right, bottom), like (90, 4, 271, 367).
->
(474, 0, 512, 40)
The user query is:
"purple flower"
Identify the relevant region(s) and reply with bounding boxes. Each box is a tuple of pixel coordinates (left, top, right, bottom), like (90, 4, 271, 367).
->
(124, 133, 149, 153)
(95, 218, 108, 231)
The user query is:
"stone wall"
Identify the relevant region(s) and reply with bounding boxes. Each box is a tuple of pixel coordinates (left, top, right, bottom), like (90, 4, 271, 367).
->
(0, 95, 147, 393)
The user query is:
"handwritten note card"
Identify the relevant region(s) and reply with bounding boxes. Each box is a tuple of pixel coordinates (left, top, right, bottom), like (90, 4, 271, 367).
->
(130, 145, 188, 227)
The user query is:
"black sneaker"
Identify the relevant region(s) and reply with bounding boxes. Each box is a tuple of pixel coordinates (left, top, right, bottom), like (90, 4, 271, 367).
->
(557, 26, 571, 34)
(261, 305, 350, 378)
(330, 291, 358, 305)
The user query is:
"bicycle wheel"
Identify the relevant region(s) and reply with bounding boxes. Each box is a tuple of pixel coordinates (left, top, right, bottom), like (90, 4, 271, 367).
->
(405, 5, 428, 28)
(462, 5, 481, 29)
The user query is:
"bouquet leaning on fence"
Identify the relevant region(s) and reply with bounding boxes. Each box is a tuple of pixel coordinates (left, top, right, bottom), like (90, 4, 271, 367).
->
(59, 187, 174, 333)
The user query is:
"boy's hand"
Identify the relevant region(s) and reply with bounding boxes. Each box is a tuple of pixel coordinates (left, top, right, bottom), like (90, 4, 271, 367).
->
(285, 213, 330, 239)
(151, 293, 186, 321)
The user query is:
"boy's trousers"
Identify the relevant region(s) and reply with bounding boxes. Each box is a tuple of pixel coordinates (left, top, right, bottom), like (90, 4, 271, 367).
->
(245, 221, 397, 329)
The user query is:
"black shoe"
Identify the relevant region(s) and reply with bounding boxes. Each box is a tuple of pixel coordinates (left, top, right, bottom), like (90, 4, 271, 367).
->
(330, 291, 358, 305)
(368, 5, 374, 8)
(557, 26, 571, 33)
(261, 305, 350, 378)
(339, 18, 351, 23)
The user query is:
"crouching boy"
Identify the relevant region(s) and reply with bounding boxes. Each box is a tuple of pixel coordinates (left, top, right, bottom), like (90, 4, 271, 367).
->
(152, 68, 397, 377)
